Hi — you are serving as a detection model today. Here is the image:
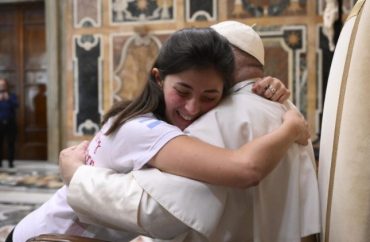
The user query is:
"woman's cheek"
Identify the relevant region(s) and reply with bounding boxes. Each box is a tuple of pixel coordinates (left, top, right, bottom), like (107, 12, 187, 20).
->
(165, 91, 184, 107)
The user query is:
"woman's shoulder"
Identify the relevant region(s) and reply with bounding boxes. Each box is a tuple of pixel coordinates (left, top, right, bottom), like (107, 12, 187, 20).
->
(106, 112, 182, 138)
(127, 113, 180, 131)
(108, 112, 183, 150)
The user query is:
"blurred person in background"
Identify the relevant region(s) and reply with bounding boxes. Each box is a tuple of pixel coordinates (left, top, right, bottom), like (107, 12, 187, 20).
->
(0, 78, 18, 169)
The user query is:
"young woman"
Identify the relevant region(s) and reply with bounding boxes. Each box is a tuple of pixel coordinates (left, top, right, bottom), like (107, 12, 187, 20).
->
(11, 28, 308, 242)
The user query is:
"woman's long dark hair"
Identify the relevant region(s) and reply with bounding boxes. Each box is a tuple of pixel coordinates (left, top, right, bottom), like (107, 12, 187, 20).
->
(104, 27, 235, 135)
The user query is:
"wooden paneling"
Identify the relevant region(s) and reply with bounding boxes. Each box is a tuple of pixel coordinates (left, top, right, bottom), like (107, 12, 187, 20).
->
(0, 1, 47, 160)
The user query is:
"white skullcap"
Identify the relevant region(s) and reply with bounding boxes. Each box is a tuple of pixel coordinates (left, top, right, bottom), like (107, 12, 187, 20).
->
(211, 20, 265, 66)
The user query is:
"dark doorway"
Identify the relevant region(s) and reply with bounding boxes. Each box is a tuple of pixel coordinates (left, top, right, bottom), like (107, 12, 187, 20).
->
(0, 1, 47, 160)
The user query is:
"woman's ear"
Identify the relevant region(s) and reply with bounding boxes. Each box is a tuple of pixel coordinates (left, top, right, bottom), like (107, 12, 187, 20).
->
(151, 68, 162, 85)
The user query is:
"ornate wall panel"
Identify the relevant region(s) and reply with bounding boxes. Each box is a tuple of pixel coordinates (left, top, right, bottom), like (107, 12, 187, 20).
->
(111, 31, 169, 102)
(110, 0, 175, 24)
(73, 34, 103, 135)
(317, 0, 358, 15)
(227, 0, 307, 18)
(259, 25, 307, 115)
(63, 0, 350, 144)
(73, 0, 101, 28)
(186, 0, 217, 22)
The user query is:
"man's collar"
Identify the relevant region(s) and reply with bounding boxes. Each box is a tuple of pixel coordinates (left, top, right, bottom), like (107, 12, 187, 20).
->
(231, 79, 259, 93)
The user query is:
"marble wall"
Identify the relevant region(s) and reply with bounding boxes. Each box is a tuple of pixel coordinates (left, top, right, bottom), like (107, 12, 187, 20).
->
(62, 0, 357, 145)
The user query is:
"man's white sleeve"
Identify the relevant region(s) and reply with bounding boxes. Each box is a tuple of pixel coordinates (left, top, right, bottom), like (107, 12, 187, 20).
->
(67, 166, 189, 239)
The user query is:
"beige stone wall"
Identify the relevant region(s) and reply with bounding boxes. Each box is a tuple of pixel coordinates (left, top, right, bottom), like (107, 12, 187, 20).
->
(55, 0, 356, 152)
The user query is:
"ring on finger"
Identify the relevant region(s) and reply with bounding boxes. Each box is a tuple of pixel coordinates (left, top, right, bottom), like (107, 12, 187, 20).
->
(268, 86, 277, 94)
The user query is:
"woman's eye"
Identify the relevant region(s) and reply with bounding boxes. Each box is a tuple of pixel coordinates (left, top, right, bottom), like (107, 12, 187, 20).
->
(176, 89, 189, 97)
(202, 96, 217, 102)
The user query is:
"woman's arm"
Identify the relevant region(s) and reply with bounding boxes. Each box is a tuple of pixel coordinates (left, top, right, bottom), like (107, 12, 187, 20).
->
(60, 110, 308, 189)
(149, 109, 309, 188)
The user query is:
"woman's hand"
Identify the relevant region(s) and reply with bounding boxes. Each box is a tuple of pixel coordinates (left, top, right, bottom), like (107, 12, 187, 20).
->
(59, 141, 89, 185)
(252, 76, 291, 103)
(282, 109, 310, 145)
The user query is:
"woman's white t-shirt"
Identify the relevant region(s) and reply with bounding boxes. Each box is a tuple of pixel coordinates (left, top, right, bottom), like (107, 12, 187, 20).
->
(13, 113, 184, 242)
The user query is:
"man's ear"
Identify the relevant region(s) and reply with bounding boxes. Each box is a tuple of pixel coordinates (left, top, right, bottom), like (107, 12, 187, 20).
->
(151, 68, 162, 85)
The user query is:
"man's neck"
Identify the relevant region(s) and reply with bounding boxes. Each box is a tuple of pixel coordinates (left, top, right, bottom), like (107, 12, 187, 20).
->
(234, 66, 263, 84)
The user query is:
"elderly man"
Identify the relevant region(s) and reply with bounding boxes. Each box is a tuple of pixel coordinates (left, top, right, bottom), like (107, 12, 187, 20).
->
(60, 21, 320, 242)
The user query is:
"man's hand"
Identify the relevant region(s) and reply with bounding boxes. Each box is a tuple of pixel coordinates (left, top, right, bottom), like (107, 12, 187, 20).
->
(59, 141, 89, 185)
(252, 76, 291, 103)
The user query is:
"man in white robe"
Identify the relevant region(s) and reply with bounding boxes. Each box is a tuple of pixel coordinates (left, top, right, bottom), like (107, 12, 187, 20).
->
(64, 21, 320, 242)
